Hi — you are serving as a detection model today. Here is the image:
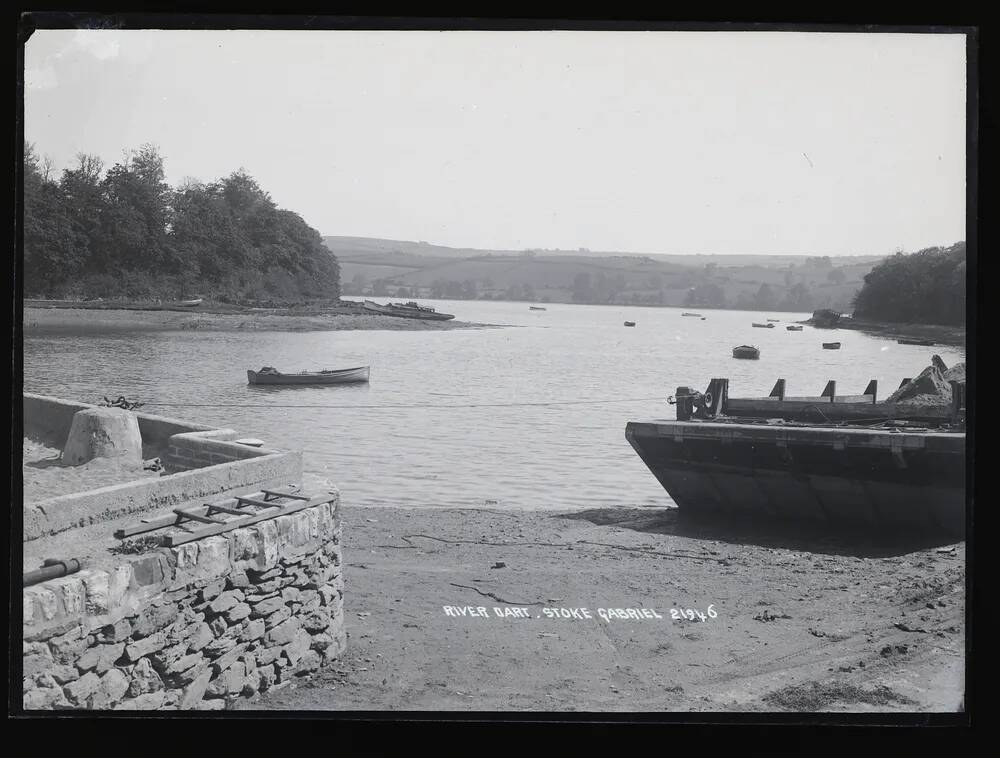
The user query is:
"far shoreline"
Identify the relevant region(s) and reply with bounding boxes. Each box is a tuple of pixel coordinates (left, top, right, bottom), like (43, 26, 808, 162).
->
(804, 317, 966, 348)
(22, 305, 494, 334)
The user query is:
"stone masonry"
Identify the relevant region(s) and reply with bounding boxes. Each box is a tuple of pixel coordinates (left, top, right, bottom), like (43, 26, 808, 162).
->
(22, 496, 344, 710)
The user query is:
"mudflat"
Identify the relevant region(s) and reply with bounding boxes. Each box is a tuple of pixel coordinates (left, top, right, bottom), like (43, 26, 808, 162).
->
(237, 504, 965, 712)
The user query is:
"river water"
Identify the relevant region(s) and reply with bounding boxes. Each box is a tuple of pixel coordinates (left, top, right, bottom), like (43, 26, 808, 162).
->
(23, 300, 965, 510)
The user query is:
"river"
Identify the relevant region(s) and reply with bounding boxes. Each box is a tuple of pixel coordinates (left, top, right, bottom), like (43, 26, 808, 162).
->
(22, 300, 965, 510)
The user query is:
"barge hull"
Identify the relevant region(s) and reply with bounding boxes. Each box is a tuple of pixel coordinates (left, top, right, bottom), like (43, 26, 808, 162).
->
(625, 421, 965, 536)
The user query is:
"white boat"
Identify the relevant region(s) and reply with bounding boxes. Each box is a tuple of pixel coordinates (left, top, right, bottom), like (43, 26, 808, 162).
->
(247, 366, 370, 385)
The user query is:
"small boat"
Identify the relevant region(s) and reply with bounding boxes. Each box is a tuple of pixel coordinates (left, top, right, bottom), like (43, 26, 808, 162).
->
(732, 345, 760, 359)
(178, 298, 203, 307)
(247, 366, 370, 385)
(624, 321, 636, 327)
(897, 338, 936, 346)
(529, 306, 547, 311)
(822, 342, 841, 350)
(752, 322, 775, 328)
(681, 312, 702, 317)
(767, 318, 780, 322)
(700, 317, 706, 320)
(363, 300, 455, 321)
(786, 325, 803, 331)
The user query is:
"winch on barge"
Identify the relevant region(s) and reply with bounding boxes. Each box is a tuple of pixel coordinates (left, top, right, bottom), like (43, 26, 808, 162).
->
(625, 361, 967, 536)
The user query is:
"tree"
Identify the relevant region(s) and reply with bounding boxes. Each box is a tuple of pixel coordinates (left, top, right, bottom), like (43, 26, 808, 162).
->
(852, 243, 965, 325)
(753, 283, 777, 309)
(24, 142, 340, 302)
(779, 282, 812, 311)
(571, 272, 593, 303)
(684, 283, 726, 308)
(826, 268, 846, 284)
(22, 143, 85, 294)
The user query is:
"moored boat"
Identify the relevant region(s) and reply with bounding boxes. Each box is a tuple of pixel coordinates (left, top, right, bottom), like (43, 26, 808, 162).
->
(363, 300, 455, 321)
(786, 325, 803, 331)
(732, 345, 760, 359)
(898, 338, 936, 346)
(247, 365, 370, 385)
(625, 370, 966, 536)
(822, 342, 841, 349)
(624, 321, 636, 327)
(681, 312, 702, 317)
(529, 306, 547, 311)
(766, 318, 780, 322)
(752, 322, 775, 328)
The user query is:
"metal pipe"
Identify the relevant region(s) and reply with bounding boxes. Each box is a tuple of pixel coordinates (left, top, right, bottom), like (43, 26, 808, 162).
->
(23, 558, 83, 588)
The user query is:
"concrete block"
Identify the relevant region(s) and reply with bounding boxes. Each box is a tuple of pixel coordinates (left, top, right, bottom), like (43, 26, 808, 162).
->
(62, 407, 142, 467)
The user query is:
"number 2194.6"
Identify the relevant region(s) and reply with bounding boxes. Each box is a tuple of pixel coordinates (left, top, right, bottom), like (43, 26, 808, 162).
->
(670, 605, 717, 622)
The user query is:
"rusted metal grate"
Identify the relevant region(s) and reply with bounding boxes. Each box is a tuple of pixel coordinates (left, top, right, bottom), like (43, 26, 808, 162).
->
(113, 484, 330, 547)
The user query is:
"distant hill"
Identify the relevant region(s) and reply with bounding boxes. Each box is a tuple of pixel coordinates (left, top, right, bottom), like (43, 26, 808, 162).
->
(323, 235, 885, 312)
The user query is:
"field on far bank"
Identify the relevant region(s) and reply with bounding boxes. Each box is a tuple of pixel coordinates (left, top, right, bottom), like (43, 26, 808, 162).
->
(23, 306, 489, 333)
(238, 504, 965, 713)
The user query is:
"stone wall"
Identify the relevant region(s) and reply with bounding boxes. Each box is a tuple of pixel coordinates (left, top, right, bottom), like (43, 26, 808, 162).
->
(22, 495, 344, 710)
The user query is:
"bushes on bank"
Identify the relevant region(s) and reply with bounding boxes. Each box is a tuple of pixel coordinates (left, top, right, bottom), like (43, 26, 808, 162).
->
(852, 242, 966, 325)
(22, 142, 340, 303)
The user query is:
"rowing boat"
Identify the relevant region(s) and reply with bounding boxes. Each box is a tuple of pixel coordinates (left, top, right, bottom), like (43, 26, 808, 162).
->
(247, 366, 370, 385)
(732, 345, 760, 359)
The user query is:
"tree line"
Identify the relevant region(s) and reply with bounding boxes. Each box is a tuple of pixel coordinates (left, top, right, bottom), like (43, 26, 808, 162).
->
(851, 242, 966, 325)
(22, 142, 340, 302)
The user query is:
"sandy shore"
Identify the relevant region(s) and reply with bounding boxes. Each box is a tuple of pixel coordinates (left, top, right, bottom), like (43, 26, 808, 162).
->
(228, 504, 965, 713)
(23, 307, 490, 334)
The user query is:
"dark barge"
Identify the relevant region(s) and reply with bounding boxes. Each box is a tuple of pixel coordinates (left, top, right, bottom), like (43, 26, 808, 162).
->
(625, 374, 966, 536)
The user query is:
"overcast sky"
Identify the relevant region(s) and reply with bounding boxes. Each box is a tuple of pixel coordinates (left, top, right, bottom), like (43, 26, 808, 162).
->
(24, 30, 967, 256)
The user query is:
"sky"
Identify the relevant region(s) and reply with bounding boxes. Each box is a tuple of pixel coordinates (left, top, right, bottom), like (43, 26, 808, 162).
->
(23, 29, 968, 256)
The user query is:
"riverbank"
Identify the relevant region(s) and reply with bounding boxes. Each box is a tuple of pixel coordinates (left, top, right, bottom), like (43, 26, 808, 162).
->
(236, 504, 964, 713)
(808, 318, 966, 348)
(23, 307, 489, 333)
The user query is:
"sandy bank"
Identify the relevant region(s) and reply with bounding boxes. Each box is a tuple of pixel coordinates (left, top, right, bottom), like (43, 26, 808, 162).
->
(23, 307, 491, 334)
(229, 504, 965, 713)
